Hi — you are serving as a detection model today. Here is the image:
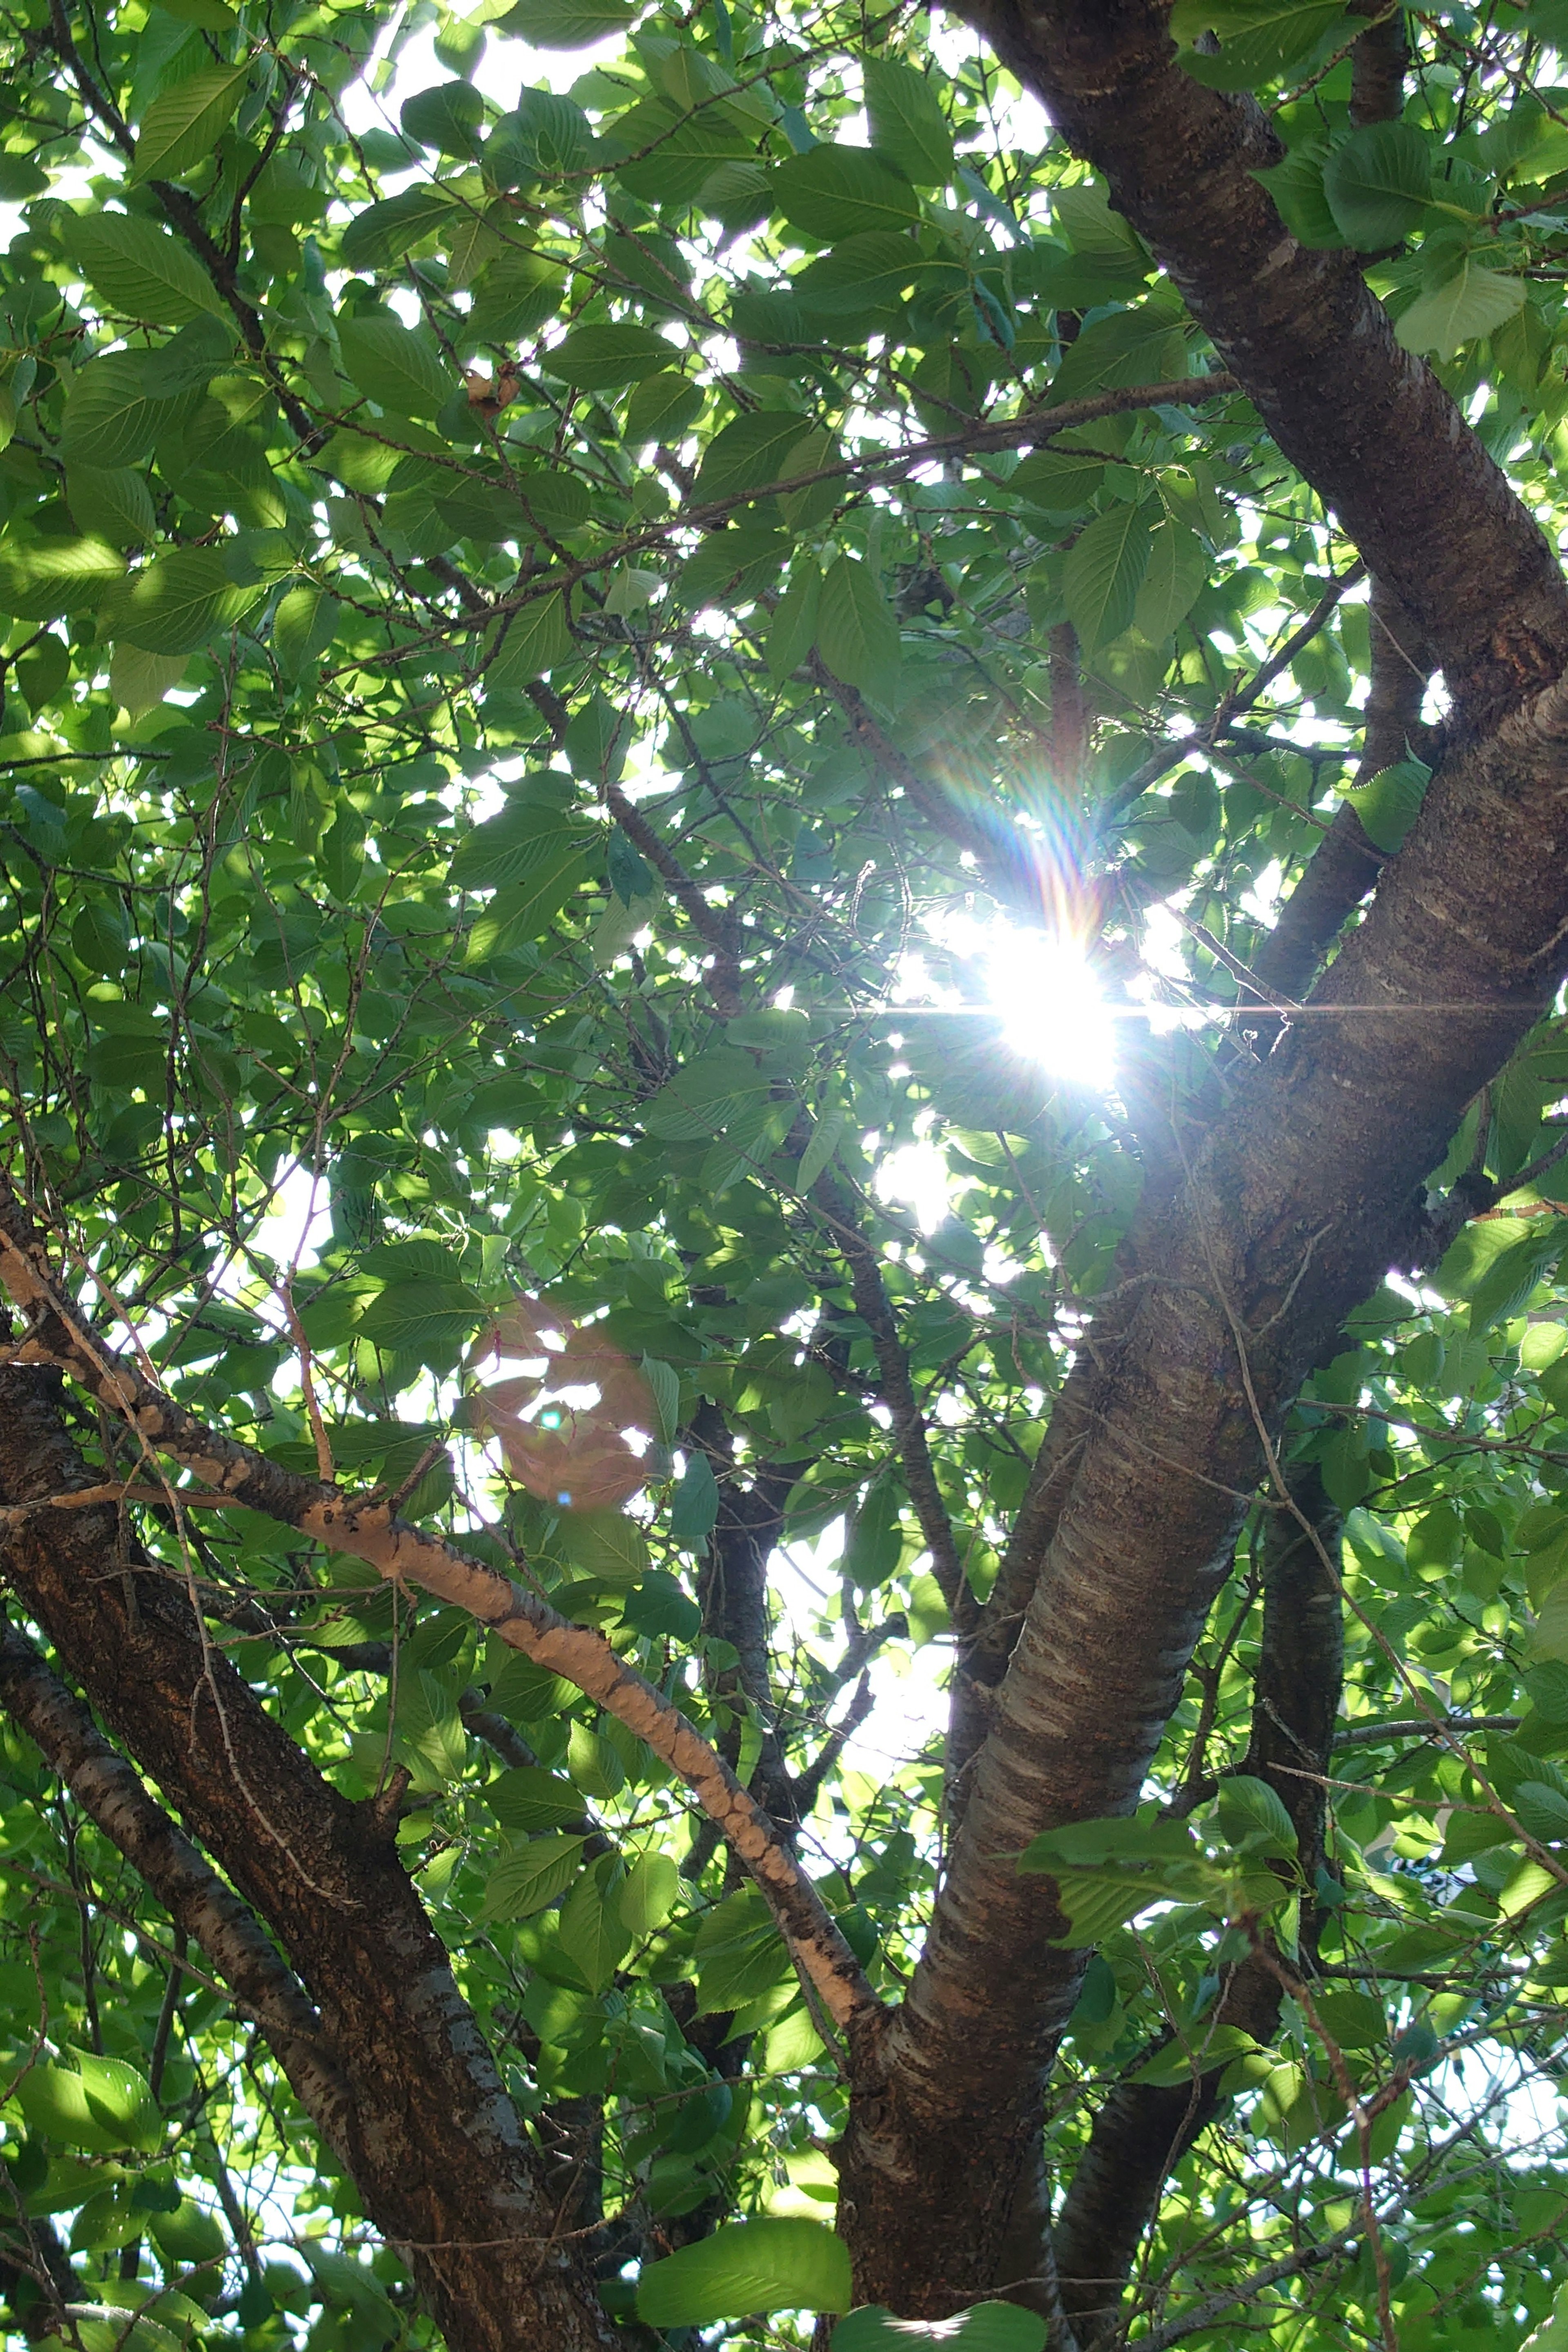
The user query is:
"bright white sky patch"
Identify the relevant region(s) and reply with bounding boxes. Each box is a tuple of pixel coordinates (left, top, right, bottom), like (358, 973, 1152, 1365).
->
(877, 1138, 956, 1236)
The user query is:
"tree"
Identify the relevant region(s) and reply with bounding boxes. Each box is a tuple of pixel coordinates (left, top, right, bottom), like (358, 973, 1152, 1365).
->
(1, 0, 1568, 2345)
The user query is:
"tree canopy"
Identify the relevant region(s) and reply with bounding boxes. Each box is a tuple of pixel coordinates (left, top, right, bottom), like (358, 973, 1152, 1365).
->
(2, 0, 1568, 2348)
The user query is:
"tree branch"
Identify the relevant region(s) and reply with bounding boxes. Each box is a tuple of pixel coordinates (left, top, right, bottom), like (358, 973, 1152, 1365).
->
(1051, 1466, 1342, 2341)
(0, 1178, 881, 2048)
(953, 0, 1568, 729)
(0, 1615, 353, 2158)
(809, 1163, 978, 1640)
(835, 642, 1568, 2302)
(605, 782, 743, 1018)
(0, 1364, 617, 2352)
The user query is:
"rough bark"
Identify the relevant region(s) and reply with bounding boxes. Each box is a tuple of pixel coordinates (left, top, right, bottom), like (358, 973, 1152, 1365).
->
(0, 1616, 353, 2158)
(954, 0, 1568, 731)
(835, 665, 1568, 2307)
(1349, 1, 1410, 130)
(0, 1366, 617, 2352)
(1051, 1468, 1343, 2340)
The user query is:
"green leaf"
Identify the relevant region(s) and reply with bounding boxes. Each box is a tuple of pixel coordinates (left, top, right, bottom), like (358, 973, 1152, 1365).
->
(356, 1274, 485, 1352)
(558, 1868, 633, 1991)
(451, 792, 586, 891)
(131, 64, 251, 185)
(1252, 138, 1347, 247)
(67, 214, 225, 324)
(110, 641, 187, 716)
(272, 584, 339, 677)
(486, 593, 576, 688)
(340, 187, 459, 272)
(0, 536, 125, 621)
(401, 79, 486, 158)
(637, 2218, 853, 2325)
(1018, 1813, 1196, 1872)
(1129, 2025, 1262, 2085)
(1520, 2283, 1568, 2352)
(641, 1354, 680, 1444)
(1394, 259, 1525, 359)
(484, 1766, 587, 1833)
(1515, 1780, 1568, 1842)
(477, 1832, 588, 1922)
(1133, 520, 1207, 645)
(625, 370, 703, 444)
(1063, 500, 1154, 651)
(1340, 755, 1430, 853)
(1172, 0, 1353, 91)
(495, 0, 637, 41)
(1010, 446, 1106, 517)
(559, 1509, 650, 1584)
(670, 1450, 719, 1550)
(643, 1045, 773, 1140)
(65, 465, 156, 550)
(149, 2195, 227, 2267)
(617, 1851, 679, 1935)
(548, 324, 678, 388)
(10, 2052, 162, 2154)
(816, 554, 901, 700)
(394, 1668, 468, 1789)
(319, 804, 365, 899)
(863, 58, 954, 187)
(60, 354, 187, 466)
(795, 1106, 844, 1193)
(464, 843, 592, 957)
(775, 147, 921, 240)
(338, 312, 451, 420)
(835, 2309, 1045, 2352)
(845, 1477, 904, 1589)
(1047, 298, 1188, 405)
(112, 547, 263, 654)
(1214, 1773, 1298, 1855)
(624, 1571, 702, 1640)
(694, 410, 815, 501)
(1322, 122, 1432, 249)
(156, 0, 238, 24)
(1467, 1225, 1564, 1333)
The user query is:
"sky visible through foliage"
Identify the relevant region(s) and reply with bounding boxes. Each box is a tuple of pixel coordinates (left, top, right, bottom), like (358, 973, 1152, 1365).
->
(4, 0, 1568, 2348)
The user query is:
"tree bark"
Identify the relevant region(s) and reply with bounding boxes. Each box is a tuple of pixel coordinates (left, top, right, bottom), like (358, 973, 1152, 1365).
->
(1051, 1468, 1343, 2339)
(0, 1366, 617, 2352)
(1249, 578, 1433, 1008)
(0, 1616, 354, 2159)
(954, 0, 1568, 732)
(836, 667, 1568, 2306)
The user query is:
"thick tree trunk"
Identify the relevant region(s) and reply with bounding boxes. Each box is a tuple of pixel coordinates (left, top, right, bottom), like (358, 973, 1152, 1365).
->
(836, 674, 1568, 2305)
(0, 1367, 616, 2352)
(833, 0, 1568, 2310)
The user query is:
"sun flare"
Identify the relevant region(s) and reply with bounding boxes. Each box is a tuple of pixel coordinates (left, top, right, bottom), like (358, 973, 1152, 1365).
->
(984, 927, 1118, 1089)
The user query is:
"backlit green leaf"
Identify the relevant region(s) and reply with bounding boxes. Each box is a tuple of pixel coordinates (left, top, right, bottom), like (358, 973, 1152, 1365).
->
(1063, 500, 1154, 651)
(816, 554, 901, 699)
(1394, 259, 1525, 358)
(131, 64, 250, 185)
(637, 2218, 853, 2325)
